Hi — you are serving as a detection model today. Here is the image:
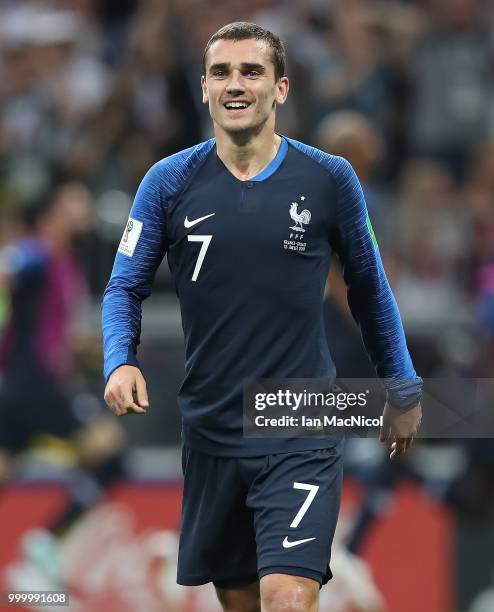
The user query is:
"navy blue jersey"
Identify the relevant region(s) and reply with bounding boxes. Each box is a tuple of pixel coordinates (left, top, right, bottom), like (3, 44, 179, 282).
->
(102, 137, 422, 456)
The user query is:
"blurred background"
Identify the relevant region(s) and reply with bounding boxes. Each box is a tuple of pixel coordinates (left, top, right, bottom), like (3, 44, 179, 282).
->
(1, 0, 494, 610)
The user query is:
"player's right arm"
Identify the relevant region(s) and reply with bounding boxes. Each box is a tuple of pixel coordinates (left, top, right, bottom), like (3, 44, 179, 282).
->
(102, 162, 168, 416)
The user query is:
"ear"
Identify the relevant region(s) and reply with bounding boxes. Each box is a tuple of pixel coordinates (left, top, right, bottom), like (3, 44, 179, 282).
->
(201, 75, 209, 104)
(275, 76, 289, 106)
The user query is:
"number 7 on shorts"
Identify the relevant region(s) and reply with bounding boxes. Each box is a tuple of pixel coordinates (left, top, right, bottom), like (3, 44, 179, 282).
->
(290, 482, 319, 528)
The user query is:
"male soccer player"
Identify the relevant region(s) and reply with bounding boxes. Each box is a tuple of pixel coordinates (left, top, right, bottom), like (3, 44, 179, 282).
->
(103, 22, 422, 612)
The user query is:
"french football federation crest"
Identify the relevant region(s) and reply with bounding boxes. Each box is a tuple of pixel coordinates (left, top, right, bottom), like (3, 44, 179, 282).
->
(289, 201, 311, 232)
(283, 197, 309, 252)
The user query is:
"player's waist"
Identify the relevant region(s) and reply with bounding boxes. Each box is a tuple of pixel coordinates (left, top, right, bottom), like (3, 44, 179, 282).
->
(181, 420, 344, 457)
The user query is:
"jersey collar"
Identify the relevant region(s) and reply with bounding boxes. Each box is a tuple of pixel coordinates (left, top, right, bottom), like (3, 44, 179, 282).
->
(250, 136, 288, 181)
(215, 135, 288, 183)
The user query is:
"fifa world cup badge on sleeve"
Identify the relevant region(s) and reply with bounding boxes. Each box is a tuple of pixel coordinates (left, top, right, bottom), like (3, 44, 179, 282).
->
(118, 217, 143, 257)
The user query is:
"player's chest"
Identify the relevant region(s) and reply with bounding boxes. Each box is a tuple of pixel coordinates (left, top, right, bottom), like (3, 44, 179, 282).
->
(166, 178, 334, 258)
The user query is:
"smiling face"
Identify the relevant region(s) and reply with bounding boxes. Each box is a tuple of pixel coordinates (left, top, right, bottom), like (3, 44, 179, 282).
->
(201, 38, 288, 137)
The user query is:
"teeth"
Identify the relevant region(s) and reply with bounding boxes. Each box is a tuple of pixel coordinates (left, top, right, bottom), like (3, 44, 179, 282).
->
(225, 102, 249, 109)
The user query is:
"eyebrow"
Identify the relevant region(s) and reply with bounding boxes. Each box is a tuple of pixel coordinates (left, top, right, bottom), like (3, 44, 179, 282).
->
(208, 62, 266, 74)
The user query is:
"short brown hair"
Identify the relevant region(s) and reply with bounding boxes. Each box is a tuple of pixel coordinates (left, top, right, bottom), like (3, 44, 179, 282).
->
(203, 22, 286, 82)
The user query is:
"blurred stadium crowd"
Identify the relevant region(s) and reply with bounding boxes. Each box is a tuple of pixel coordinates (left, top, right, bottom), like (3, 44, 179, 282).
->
(1, 1, 494, 611)
(1, 0, 494, 373)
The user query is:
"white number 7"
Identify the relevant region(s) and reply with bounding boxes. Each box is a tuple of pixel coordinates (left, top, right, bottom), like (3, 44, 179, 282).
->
(290, 482, 319, 528)
(188, 235, 212, 282)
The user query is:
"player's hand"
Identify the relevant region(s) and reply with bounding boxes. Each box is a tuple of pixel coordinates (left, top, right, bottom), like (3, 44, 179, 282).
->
(104, 365, 149, 416)
(379, 401, 422, 459)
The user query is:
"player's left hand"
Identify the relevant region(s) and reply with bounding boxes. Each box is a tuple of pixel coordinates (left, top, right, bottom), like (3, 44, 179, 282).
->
(379, 401, 422, 459)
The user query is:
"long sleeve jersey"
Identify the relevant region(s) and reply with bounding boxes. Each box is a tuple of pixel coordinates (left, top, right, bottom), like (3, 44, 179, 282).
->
(102, 137, 422, 456)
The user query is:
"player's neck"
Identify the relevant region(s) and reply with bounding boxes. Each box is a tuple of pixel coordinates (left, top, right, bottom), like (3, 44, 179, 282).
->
(215, 124, 281, 181)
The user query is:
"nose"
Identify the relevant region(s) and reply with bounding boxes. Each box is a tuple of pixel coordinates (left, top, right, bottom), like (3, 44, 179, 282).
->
(226, 69, 245, 95)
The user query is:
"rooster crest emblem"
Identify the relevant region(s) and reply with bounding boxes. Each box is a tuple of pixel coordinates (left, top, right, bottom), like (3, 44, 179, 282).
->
(289, 201, 311, 232)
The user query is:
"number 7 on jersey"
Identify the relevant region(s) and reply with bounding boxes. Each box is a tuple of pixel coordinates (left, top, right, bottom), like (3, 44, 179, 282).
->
(187, 235, 212, 282)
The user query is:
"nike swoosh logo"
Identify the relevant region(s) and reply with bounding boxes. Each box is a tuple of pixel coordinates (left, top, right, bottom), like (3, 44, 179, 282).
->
(282, 536, 316, 549)
(184, 213, 215, 228)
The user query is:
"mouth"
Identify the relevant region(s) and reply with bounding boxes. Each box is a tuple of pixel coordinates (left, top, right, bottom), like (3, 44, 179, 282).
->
(223, 100, 252, 115)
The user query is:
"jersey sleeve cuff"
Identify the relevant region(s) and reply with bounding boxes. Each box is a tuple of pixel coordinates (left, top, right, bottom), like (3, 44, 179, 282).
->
(385, 375, 423, 410)
(103, 348, 140, 382)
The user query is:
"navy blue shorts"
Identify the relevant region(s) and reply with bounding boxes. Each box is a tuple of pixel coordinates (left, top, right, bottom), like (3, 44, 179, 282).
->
(177, 446, 343, 589)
